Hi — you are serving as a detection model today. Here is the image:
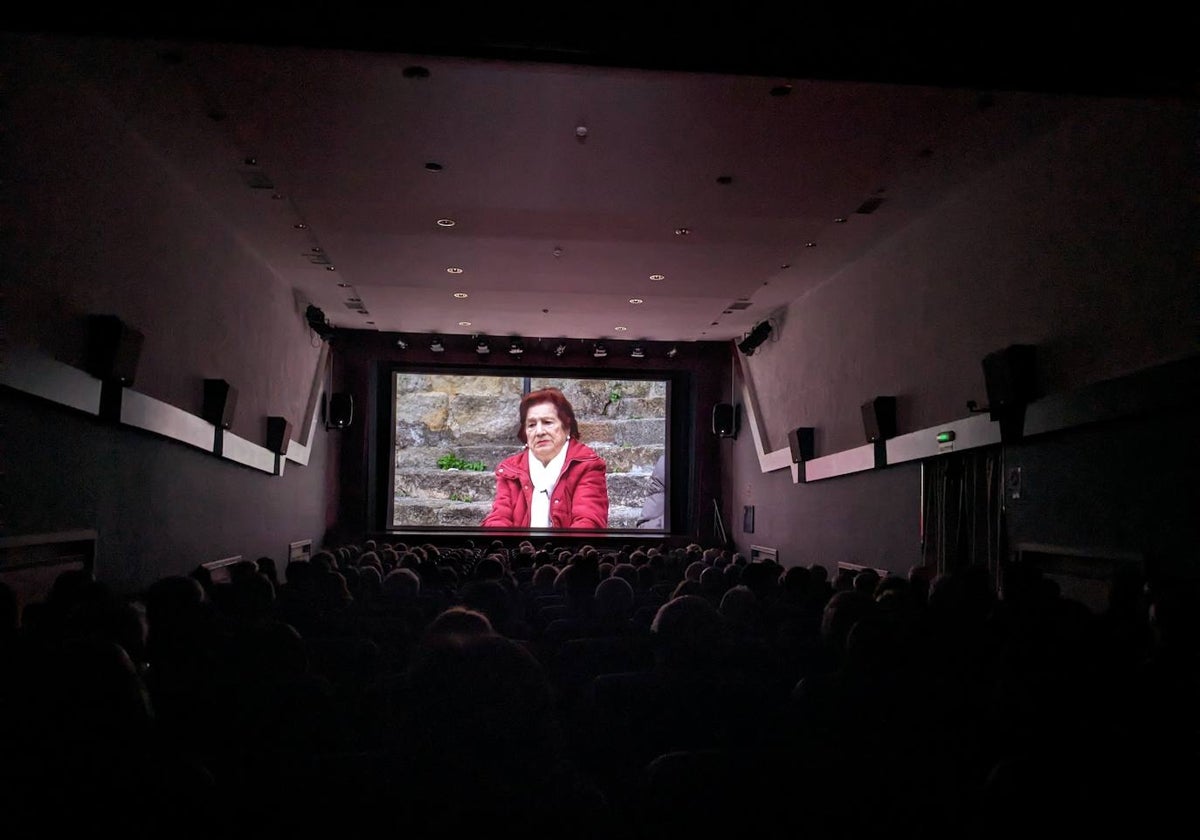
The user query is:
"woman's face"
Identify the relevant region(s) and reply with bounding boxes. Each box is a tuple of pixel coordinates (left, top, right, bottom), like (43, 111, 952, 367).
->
(525, 401, 569, 465)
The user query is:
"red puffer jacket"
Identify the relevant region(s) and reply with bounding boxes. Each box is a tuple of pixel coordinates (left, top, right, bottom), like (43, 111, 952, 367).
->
(481, 439, 609, 529)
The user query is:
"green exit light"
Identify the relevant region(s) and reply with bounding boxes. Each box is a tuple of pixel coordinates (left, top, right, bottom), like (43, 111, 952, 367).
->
(936, 431, 956, 443)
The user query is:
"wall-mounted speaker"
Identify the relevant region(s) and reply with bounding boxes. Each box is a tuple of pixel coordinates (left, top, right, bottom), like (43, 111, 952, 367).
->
(84, 315, 143, 385)
(327, 392, 353, 429)
(982, 344, 1038, 418)
(202, 379, 238, 429)
(265, 416, 292, 456)
(787, 427, 815, 463)
(861, 396, 898, 443)
(713, 402, 739, 438)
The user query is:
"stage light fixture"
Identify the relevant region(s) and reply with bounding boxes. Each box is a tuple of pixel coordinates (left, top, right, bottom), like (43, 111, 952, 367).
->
(631, 345, 645, 359)
(666, 346, 678, 358)
(429, 336, 444, 353)
(475, 337, 491, 355)
(593, 343, 608, 358)
(554, 343, 567, 357)
(507, 337, 525, 356)
(395, 338, 408, 349)
(737, 320, 773, 356)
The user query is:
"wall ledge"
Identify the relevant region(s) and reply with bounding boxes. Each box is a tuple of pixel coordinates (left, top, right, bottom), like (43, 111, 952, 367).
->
(1, 343, 329, 476)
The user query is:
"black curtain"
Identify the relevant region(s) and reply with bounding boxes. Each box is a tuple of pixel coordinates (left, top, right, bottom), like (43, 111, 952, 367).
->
(921, 447, 1004, 582)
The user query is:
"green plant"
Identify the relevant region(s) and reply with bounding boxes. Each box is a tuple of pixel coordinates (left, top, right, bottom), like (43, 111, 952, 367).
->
(602, 384, 624, 415)
(448, 491, 474, 502)
(436, 453, 487, 471)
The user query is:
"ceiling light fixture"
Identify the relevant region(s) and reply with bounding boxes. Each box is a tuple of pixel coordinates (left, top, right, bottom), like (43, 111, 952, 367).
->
(631, 345, 645, 359)
(593, 343, 608, 359)
(554, 343, 567, 357)
(674, 227, 691, 236)
(475, 337, 491, 355)
(396, 338, 408, 349)
(458, 321, 472, 327)
(666, 346, 678, 358)
(614, 326, 628, 332)
(453, 292, 468, 299)
(447, 267, 463, 274)
(508, 338, 525, 356)
(629, 298, 643, 304)
(436, 218, 456, 227)
(430, 337, 444, 353)
(650, 274, 665, 281)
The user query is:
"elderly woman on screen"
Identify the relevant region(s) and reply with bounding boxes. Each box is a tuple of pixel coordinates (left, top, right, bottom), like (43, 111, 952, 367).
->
(482, 388, 609, 529)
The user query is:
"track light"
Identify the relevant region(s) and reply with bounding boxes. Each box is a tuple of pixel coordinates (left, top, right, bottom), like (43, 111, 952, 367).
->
(554, 343, 567, 357)
(508, 337, 524, 356)
(395, 338, 408, 350)
(630, 345, 645, 359)
(666, 346, 678, 358)
(430, 336, 444, 353)
(737, 320, 773, 356)
(593, 343, 608, 358)
(475, 336, 491, 355)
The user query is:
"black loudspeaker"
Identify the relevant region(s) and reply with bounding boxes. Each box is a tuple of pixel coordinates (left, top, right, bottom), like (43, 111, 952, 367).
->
(202, 379, 238, 429)
(84, 315, 143, 385)
(327, 392, 353, 429)
(982, 344, 1038, 418)
(266, 416, 292, 455)
(713, 402, 739, 438)
(787, 427, 815, 463)
(861, 396, 898, 443)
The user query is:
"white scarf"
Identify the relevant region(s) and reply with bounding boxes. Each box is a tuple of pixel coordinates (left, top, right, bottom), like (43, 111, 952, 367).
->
(528, 441, 568, 527)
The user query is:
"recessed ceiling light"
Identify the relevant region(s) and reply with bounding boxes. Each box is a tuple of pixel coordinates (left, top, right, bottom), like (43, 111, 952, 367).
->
(294, 223, 308, 230)
(453, 292, 468, 299)
(614, 326, 628, 332)
(336, 282, 350, 288)
(458, 321, 472, 327)
(629, 298, 644, 304)
(325, 265, 336, 271)
(780, 264, 790, 269)
(649, 274, 665, 281)
(674, 227, 691, 236)
(834, 217, 847, 223)
(436, 218, 456, 227)
(805, 242, 817, 248)
(446, 267, 463, 274)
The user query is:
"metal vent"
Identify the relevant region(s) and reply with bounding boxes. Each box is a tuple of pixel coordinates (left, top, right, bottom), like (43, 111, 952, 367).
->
(855, 196, 885, 214)
(344, 300, 367, 311)
(727, 301, 752, 310)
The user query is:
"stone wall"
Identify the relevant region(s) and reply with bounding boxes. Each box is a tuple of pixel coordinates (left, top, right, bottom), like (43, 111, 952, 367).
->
(393, 375, 667, 527)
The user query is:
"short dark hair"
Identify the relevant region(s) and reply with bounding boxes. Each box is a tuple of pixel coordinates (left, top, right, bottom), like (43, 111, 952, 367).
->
(517, 387, 581, 444)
